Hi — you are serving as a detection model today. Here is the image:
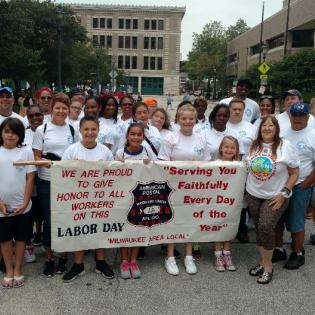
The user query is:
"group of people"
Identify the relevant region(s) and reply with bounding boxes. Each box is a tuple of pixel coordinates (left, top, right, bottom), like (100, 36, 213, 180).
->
(0, 79, 315, 289)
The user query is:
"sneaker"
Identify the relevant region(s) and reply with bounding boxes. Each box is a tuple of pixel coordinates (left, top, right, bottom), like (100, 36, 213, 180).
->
(120, 261, 131, 279)
(284, 252, 305, 270)
(24, 246, 36, 263)
(272, 248, 287, 263)
(43, 260, 55, 277)
(249, 264, 264, 277)
(223, 253, 236, 271)
(164, 257, 179, 275)
(310, 233, 315, 245)
(62, 263, 85, 282)
(184, 256, 197, 274)
(137, 247, 146, 260)
(214, 254, 225, 272)
(130, 260, 141, 279)
(56, 258, 67, 274)
(95, 260, 114, 279)
(32, 233, 43, 246)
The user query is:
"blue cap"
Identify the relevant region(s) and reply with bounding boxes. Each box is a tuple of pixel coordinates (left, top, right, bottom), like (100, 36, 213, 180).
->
(290, 102, 310, 115)
(0, 86, 13, 96)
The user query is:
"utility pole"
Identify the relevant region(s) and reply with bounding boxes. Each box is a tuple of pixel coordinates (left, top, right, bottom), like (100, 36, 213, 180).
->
(284, 0, 291, 56)
(258, 1, 265, 66)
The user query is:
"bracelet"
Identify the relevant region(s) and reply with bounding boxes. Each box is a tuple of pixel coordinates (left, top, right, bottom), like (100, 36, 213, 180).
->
(281, 187, 292, 198)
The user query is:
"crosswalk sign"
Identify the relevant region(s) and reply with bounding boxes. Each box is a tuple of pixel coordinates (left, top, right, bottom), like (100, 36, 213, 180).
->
(258, 62, 270, 74)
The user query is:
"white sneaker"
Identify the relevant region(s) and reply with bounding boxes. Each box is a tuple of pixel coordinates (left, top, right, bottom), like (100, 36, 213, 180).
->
(184, 256, 197, 274)
(164, 257, 179, 275)
(24, 246, 36, 263)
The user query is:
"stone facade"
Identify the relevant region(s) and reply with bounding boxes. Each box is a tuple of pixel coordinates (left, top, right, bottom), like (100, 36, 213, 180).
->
(70, 4, 185, 95)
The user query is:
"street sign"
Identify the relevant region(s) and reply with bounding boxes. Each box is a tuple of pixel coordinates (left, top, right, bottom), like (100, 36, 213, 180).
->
(260, 74, 268, 80)
(258, 62, 270, 74)
(109, 70, 118, 78)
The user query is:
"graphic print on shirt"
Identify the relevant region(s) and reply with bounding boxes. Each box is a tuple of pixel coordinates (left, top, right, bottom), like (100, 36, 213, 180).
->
(249, 147, 276, 181)
(127, 181, 174, 227)
(193, 145, 204, 157)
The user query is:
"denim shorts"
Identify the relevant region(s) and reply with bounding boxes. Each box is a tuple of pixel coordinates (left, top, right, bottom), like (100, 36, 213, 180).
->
(286, 184, 312, 233)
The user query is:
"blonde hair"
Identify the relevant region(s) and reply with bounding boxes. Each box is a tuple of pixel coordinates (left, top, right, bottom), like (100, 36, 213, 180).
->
(218, 136, 240, 161)
(176, 104, 197, 122)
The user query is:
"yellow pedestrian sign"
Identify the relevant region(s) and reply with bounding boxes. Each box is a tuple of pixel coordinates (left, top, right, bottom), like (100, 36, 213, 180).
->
(258, 62, 270, 74)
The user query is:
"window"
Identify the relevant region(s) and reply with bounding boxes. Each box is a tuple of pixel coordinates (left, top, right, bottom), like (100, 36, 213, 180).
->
(125, 36, 131, 49)
(267, 35, 284, 50)
(132, 37, 138, 49)
(143, 56, 149, 70)
(126, 19, 131, 29)
(107, 18, 112, 29)
(228, 53, 237, 63)
(107, 36, 112, 48)
(151, 37, 156, 49)
(133, 19, 138, 29)
(292, 30, 314, 48)
(144, 20, 150, 30)
(157, 37, 163, 49)
(132, 56, 137, 69)
(151, 20, 157, 30)
(150, 57, 156, 69)
(158, 20, 164, 30)
(92, 35, 98, 45)
(118, 56, 123, 68)
(93, 18, 98, 28)
(157, 57, 163, 70)
(100, 18, 105, 28)
(118, 36, 124, 48)
(118, 18, 124, 29)
(144, 37, 149, 49)
(100, 35, 105, 47)
(250, 43, 260, 55)
(125, 56, 130, 69)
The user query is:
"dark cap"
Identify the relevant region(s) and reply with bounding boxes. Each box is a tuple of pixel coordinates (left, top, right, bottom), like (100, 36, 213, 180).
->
(283, 89, 302, 100)
(290, 102, 309, 115)
(236, 79, 252, 89)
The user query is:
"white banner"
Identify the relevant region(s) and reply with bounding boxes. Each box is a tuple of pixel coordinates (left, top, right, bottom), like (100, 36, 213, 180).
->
(51, 160, 246, 252)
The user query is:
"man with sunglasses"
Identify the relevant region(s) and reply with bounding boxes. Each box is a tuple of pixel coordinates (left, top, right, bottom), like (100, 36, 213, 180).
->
(0, 87, 27, 127)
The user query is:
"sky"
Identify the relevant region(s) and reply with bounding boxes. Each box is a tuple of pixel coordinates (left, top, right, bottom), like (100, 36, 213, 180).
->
(59, 0, 283, 60)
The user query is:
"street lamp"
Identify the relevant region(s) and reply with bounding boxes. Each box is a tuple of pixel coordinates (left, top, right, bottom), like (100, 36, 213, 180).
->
(111, 56, 116, 92)
(261, 43, 268, 62)
(93, 43, 101, 95)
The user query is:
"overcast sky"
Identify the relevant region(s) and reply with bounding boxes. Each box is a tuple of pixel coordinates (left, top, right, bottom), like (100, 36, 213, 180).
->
(59, 0, 284, 59)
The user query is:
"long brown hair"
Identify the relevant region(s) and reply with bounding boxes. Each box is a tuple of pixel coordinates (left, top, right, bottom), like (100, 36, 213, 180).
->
(250, 115, 282, 158)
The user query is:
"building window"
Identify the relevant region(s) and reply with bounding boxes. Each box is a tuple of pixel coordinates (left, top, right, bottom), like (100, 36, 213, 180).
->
(157, 37, 163, 49)
(151, 20, 157, 30)
(100, 35, 105, 47)
(292, 30, 314, 48)
(107, 18, 112, 29)
(93, 18, 98, 28)
(158, 20, 164, 30)
(157, 57, 163, 70)
(144, 37, 149, 49)
(92, 35, 98, 45)
(133, 19, 138, 29)
(118, 36, 124, 48)
(132, 37, 138, 49)
(250, 43, 260, 56)
(143, 56, 149, 70)
(228, 53, 237, 63)
(267, 34, 284, 50)
(144, 19, 150, 30)
(126, 19, 131, 29)
(107, 36, 112, 49)
(150, 57, 156, 70)
(132, 56, 137, 69)
(118, 18, 124, 29)
(118, 56, 123, 69)
(100, 18, 105, 28)
(151, 37, 156, 49)
(125, 56, 130, 69)
(125, 36, 131, 49)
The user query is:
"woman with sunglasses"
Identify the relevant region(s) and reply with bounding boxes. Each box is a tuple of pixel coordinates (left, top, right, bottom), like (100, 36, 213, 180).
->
(254, 96, 275, 128)
(35, 87, 53, 123)
(118, 96, 134, 125)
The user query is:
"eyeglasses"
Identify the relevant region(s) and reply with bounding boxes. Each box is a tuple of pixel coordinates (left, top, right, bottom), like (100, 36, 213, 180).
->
(40, 96, 52, 101)
(70, 106, 82, 111)
(27, 112, 43, 119)
(122, 103, 133, 106)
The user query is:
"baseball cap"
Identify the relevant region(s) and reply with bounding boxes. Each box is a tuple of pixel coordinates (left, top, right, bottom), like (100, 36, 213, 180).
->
(0, 86, 13, 96)
(283, 89, 302, 100)
(290, 102, 309, 115)
(143, 97, 157, 107)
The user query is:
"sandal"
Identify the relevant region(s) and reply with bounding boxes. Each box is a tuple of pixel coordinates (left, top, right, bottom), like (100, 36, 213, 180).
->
(13, 275, 25, 288)
(257, 270, 273, 284)
(1, 276, 14, 289)
(249, 264, 264, 276)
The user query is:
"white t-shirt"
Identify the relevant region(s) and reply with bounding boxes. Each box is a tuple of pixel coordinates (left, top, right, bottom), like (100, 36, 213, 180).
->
(32, 122, 80, 181)
(62, 142, 113, 161)
(117, 116, 133, 125)
(144, 125, 161, 155)
(283, 126, 315, 184)
(227, 120, 256, 156)
(0, 112, 28, 128)
(97, 118, 114, 147)
(116, 145, 157, 161)
(220, 97, 260, 123)
(194, 117, 211, 133)
(246, 140, 300, 199)
(158, 130, 211, 161)
(24, 127, 35, 147)
(159, 128, 173, 140)
(0, 146, 36, 217)
(276, 111, 315, 137)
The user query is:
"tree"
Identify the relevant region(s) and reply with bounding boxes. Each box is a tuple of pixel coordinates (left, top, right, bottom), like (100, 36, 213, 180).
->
(226, 19, 250, 42)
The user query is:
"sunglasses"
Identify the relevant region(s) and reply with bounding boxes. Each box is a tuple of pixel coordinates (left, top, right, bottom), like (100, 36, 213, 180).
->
(70, 106, 82, 111)
(28, 112, 43, 119)
(122, 103, 133, 106)
(40, 96, 52, 101)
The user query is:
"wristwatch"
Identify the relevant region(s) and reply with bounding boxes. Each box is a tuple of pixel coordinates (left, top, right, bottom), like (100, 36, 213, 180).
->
(281, 187, 292, 199)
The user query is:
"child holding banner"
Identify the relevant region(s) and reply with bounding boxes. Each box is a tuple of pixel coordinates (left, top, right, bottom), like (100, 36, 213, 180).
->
(116, 122, 156, 279)
(0, 118, 36, 288)
(61, 116, 115, 282)
(213, 136, 240, 272)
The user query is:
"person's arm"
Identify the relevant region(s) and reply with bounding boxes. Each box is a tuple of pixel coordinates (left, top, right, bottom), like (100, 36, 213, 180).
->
(300, 168, 315, 189)
(15, 171, 35, 215)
